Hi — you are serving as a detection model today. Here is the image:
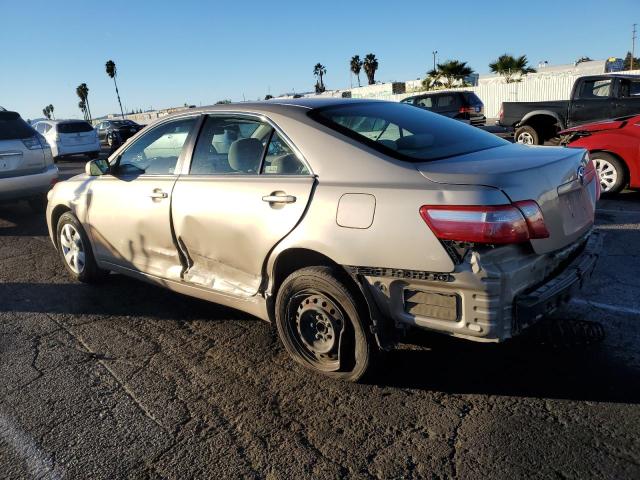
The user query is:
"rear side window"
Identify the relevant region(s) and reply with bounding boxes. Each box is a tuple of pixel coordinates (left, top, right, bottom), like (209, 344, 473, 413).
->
(620, 78, 640, 97)
(57, 122, 94, 134)
(0, 111, 35, 140)
(578, 79, 612, 99)
(310, 102, 507, 162)
(437, 95, 455, 108)
(416, 97, 433, 108)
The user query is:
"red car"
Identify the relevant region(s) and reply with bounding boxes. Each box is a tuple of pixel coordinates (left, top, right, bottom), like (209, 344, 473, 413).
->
(561, 114, 640, 194)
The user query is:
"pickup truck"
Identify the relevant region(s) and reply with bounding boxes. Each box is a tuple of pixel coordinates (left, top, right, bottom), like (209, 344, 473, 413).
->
(498, 74, 640, 144)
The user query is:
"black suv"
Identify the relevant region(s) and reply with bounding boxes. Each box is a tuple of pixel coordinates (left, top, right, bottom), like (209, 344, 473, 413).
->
(95, 119, 144, 147)
(401, 91, 486, 126)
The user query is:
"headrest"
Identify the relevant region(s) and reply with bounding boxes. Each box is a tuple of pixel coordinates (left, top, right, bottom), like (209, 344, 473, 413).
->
(269, 154, 301, 175)
(396, 134, 435, 150)
(228, 138, 263, 172)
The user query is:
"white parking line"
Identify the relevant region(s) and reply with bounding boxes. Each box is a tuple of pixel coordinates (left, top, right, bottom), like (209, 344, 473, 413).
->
(571, 298, 640, 316)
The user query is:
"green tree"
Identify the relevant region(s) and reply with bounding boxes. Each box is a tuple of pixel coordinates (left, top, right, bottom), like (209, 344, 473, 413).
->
(350, 55, 363, 87)
(426, 60, 474, 89)
(313, 63, 327, 93)
(78, 100, 87, 121)
(76, 83, 92, 123)
(105, 60, 125, 120)
(215, 99, 232, 104)
(42, 106, 52, 119)
(264, 94, 274, 100)
(489, 54, 536, 83)
(623, 51, 640, 70)
(363, 53, 378, 85)
(47, 104, 55, 119)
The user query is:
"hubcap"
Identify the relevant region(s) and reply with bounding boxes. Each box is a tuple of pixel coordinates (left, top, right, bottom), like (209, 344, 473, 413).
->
(594, 158, 618, 192)
(60, 223, 85, 274)
(288, 291, 345, 370)
(517, 131, 534, 145)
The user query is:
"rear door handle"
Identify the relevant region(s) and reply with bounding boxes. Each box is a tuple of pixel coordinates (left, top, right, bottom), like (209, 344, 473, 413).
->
(149, 190, 168, 199)
(262, 194, 296, 204)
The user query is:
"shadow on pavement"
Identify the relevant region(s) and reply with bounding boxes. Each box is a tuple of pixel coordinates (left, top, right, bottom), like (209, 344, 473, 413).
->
(0, 203, 48, 237)
(375, 326, 640, 404)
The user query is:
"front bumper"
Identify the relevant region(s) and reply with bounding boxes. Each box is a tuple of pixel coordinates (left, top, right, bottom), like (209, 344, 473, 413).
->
(0, 165, 58, 201)
(353, 231, 602, 343)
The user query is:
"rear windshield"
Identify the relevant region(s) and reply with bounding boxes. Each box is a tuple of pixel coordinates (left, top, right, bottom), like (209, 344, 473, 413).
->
(0, 111, 35, 140)
(310, 102, 506, 162)
(57, 121, 94, 133)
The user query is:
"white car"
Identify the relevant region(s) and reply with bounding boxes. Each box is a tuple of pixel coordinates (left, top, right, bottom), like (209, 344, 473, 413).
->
(0, 110, 58, 211)
(33, 119, 100, 161)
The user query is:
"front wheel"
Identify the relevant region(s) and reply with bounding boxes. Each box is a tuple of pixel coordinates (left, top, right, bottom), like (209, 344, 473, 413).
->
(514, 125, 541, 145)
(593, 152, 626, 194)
(275, 266, 376, 382)
(56, 212, 108, 283)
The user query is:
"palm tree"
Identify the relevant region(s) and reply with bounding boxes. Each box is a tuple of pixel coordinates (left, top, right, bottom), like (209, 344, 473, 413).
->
(313, 63, 326, 93)
(78, 101, 87, 121)
(105, 60, 125, 119)
(350, 55, 363, 87)
(363, 54, 378, 85)
(42, 106, 51, 119)
(47, 104, 55, 120)
(426, 60, 474, 89)
(76, 83, 92, 123)
(489, 54, 536, 83)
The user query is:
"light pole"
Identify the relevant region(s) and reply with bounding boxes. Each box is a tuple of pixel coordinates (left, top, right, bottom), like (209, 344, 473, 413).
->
(432, 50, 438, 70)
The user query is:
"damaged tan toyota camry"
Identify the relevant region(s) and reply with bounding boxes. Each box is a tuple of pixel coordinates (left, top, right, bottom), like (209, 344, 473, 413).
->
(46, 99, 601, 381)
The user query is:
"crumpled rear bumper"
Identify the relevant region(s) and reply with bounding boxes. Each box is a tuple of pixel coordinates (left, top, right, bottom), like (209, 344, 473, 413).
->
(351, 230, 602, 343)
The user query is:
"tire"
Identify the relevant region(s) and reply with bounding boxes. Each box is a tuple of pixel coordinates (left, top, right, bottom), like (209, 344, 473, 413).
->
(106, 134, 114, 148)
(514, 125, 541, 145)
(56, 212, 108, 283)
(593, 152, 626, 195)
(27, 194, 47, 213)
(275, 266, 377, 382)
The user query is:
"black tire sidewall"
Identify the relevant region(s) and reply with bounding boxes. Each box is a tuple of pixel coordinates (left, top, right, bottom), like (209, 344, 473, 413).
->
(515, 125, 540, 145)
(275, 267, 374, 382)
(592, 152, 626, 195)
(56, 212, 105, 283)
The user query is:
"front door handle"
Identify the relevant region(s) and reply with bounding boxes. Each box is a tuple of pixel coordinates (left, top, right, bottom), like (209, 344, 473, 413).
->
(262, 193, 296, 204)
(149, 190, 168, 199)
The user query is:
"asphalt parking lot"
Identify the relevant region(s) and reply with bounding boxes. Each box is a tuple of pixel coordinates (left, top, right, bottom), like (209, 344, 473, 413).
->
(1, 153, 640, 479)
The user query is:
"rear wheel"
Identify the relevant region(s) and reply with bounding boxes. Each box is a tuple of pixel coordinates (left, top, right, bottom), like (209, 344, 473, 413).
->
(593, 152, 626, 194)
(275, 266, 376, 382)
(56, 212, 108, 283)
(514, 125, 541, 145)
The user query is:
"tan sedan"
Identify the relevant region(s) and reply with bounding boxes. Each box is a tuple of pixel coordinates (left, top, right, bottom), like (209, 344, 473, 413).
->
(47, 99, 601, 381)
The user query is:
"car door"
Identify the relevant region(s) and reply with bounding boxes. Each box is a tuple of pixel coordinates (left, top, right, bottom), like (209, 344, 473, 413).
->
(568, 77, 616, 126)
(171, 114, 314, 297)
(614, 77, 640, 118)
(87, 115, 198, 279)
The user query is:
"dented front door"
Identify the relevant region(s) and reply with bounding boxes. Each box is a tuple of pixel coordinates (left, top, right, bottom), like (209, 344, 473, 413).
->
(171, 175, 314, 296)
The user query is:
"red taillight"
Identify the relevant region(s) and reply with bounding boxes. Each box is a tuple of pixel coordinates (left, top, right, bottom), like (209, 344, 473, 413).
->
(459, 106, 474, 113)
(420, 201, 549, 244)
(498, 104, 504, 121)
(50, 177, 58, 187)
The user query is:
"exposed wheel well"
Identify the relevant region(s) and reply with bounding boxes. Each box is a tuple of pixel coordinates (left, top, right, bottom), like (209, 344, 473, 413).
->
(50, 205, 71, 248)
(521, 115, 561, 141)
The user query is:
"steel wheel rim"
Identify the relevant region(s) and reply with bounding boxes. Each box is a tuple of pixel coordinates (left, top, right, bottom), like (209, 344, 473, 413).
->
(60, 223, 85, 274)
(286, 290, 346, 372)
(594, 158, 618, 192)
(517, 131, 534, 145)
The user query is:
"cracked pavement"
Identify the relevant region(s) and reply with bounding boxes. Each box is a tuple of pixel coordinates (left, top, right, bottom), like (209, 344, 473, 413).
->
(1, 159, 640, 479)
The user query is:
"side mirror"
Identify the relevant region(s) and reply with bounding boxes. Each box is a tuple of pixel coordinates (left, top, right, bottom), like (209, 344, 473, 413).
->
(85, 158, 110, 176)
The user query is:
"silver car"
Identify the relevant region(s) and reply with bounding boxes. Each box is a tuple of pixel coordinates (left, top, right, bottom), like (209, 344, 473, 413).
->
(1, 110, 58, 211)
(46, 99, 601, 381)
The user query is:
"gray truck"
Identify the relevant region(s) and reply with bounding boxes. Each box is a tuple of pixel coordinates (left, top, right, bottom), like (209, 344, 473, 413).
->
(498, 74, 640, 144)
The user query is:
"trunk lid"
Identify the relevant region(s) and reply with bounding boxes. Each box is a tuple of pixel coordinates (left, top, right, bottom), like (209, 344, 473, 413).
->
(415, 143, 596, 254)
(57, 122, 97, 146)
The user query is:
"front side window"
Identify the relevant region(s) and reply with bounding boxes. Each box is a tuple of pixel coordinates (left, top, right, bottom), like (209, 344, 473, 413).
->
(117, 117, 196, 175)
(578, 79, 612, 99)
(190, 116, 271, 175)
(310, 102, 507, 162)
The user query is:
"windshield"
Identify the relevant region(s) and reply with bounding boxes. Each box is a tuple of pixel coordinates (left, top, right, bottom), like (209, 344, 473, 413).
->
(310, 101, 507, 162)
(57, 121, 94, 133)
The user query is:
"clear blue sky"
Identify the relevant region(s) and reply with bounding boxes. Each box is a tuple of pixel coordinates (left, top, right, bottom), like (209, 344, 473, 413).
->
(0, 0, 637, 120)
